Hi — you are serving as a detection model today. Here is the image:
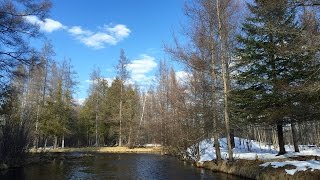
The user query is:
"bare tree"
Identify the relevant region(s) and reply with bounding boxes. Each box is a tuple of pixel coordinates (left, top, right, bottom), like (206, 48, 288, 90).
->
(215, 0, 240, 161)
(0, 0, 51, 90)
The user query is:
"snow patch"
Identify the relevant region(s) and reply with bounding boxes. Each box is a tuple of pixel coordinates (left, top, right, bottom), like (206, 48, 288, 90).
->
(260, 159, 320, 175)
(188, 137, 320, 176)
(187, 137, 320, 162)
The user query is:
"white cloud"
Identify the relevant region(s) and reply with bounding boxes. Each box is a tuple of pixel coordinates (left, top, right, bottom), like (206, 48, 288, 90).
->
(25, 16, 130, 49)
(127, 54, 157, 87)
(68, 24, 130, 49)
(82, 32, 117, 48)
(106, 24, 131, 40)
(68, 26, 91, 36)
(25, 15, 66, 33)
(127, 54, 157, 74)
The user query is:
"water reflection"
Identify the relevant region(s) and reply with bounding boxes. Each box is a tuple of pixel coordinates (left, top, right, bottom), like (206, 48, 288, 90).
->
(0, 153, 244, 180)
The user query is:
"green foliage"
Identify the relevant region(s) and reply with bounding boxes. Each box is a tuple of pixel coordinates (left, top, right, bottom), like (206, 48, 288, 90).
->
(232, 0, 319, 125)
(79, 75, 141, 146)
(0, 88, 31, 165)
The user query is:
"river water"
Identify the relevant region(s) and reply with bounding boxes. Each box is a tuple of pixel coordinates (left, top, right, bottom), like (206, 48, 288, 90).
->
(0, 153, 243, 180)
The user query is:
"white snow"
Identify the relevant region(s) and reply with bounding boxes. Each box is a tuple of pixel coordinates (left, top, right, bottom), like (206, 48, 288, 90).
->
(260, 159, 320, 175)
(187, 137, 320, 175)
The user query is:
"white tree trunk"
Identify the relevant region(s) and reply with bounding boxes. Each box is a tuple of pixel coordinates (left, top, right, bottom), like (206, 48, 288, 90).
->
(216, 0, 233, 161)
(62, 134, 65, 149)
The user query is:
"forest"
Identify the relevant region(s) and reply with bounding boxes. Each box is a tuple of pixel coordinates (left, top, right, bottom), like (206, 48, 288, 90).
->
(0, 0, 319, 167)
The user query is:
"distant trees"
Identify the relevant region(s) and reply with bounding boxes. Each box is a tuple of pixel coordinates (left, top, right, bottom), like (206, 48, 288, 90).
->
(80, 67, 109, 146)
(1, 0, 319, 167)
(79, 50, 141, 147)
(140, 60, 191, 155)
(1, 42, 78, 166)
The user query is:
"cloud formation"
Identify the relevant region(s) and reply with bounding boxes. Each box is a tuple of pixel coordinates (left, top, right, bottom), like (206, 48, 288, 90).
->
(68, 25, 131, 49)
(127, 54, 157, 86)
(25, 16, 131, 49)
(25, 16, 66, 33)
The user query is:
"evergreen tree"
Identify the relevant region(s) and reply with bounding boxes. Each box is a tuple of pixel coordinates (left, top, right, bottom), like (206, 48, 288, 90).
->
(233, 0, 318, 155)
(116, 49, 130, 146)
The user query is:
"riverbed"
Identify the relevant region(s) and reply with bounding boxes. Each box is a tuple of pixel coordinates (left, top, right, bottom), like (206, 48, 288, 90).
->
(0, 153, 244, 179)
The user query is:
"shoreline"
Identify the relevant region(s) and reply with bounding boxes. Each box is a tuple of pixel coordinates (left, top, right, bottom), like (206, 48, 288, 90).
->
(194, 158, 320, 180)
(30, 146, 163, 154)
(0, 147, 163, 170)
(3, 147, 320, 179)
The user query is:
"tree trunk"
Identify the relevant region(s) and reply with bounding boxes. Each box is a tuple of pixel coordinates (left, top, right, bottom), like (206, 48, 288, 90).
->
(34, 104, 40, 149)
(62, 134, 65, 149)
(95, 111, 98, 147)
(230, 129, 235, 149)
(53, 136, 58, 149)
(216, 0, 233, 161)
(44, 138, 47, 149)
(128, 126, 132, 148)
(291, 122, 299, 152)
(210, 30, 221, 161)
(277, 124, 286, 155)
(136, 95, 147, 146)
(119, 84, 123, 147)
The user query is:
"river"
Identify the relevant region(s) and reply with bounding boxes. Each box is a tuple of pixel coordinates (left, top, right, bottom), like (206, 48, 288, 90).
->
(0, 153, 244, 179)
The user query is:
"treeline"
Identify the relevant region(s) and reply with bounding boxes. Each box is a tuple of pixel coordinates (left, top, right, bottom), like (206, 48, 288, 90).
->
(0, 42, 78, 159)
(0, 0, 53, 164)
(0, 0, 319, 165)
(79, 50, 142, 147)
(162, 0, 320, 160)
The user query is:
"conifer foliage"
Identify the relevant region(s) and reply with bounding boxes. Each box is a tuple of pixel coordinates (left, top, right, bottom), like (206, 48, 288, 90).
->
(233, 0, 320, 155)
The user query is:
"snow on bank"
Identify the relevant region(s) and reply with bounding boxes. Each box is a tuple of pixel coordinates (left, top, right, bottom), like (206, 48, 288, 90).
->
(187, 137, 320, 162)
(187, 137, 320, 175)
(188, 137, 279, 162)
(260, 159, 320, 175)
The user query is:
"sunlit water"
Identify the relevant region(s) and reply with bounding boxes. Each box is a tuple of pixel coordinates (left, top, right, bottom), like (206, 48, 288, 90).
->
(0, 153, 243, 180)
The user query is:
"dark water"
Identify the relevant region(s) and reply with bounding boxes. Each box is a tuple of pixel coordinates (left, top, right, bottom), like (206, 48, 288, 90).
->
(0, 153, 243, 180)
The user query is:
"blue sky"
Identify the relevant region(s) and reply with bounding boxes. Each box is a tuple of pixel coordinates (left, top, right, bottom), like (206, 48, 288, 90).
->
(28, 0, 187, 103)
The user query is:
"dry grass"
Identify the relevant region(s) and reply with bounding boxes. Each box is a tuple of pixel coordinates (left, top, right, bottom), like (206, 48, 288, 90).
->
(31, 146, 163, 154)
(97, 147, 162, 153)
(197, 159, 320, 180)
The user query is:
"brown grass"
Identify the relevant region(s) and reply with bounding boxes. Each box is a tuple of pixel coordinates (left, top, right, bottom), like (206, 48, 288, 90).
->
(197, 159, 320, 180)
(31, 146, 163, 154)
(97, 147, 162, 153)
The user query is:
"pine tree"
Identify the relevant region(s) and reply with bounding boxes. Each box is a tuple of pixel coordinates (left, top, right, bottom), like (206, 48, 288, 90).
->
(106, 78, 122, 145)
(116, 49, 130, 146)
(233, 0, 318, 155)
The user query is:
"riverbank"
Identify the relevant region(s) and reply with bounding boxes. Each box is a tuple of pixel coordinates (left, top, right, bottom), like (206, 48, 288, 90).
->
(0, 147, 162, 170)
(187, 137, 320, 179)
(30, 146, 163, 154)
(195, 158, 320, 180)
